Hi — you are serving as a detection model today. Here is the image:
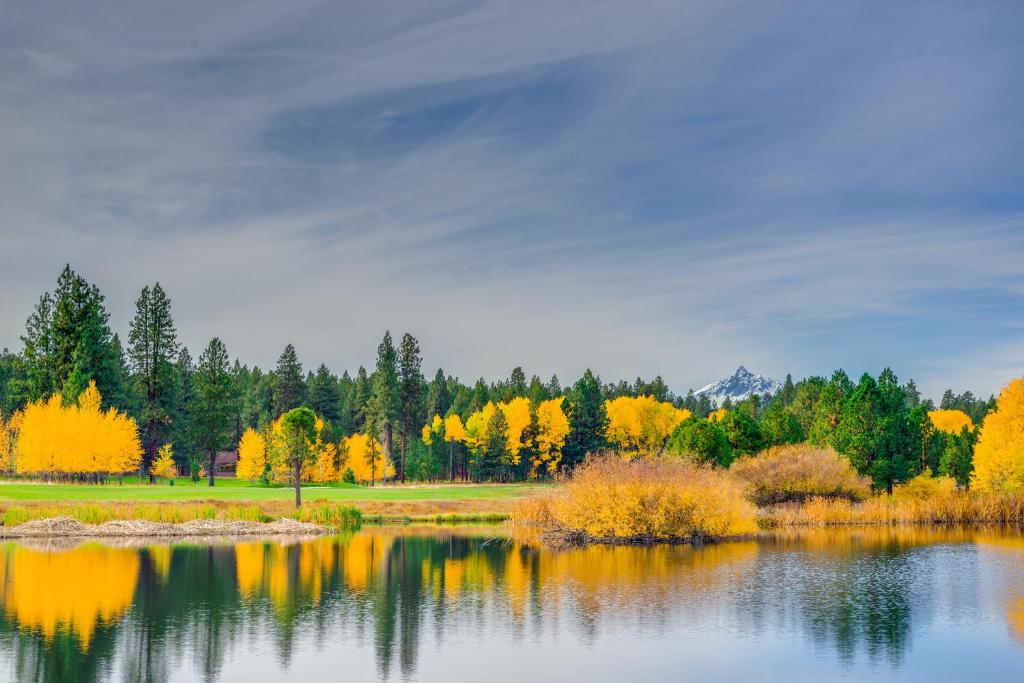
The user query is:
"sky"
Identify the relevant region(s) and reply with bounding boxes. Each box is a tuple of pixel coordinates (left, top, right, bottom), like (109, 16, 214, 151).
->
(1, 0, 1023, 400)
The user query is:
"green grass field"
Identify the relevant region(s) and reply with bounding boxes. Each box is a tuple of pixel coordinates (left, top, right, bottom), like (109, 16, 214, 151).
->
(0, 477, 548, 504)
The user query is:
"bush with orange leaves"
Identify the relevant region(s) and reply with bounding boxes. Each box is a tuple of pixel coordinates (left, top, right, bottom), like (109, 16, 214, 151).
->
(730, 444, 871, 506)
(511, 453, 757, 544)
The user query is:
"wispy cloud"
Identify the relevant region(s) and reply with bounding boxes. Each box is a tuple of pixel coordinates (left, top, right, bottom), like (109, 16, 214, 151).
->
(1, 0, 1022, 398)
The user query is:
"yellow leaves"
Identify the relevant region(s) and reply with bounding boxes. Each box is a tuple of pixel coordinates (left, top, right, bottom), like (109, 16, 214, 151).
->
(443, 414, 466, 443)
(14, 381, 142, 475)
(928, 409, 973, 434)
(340, 433, 395, 484)
(973, 378, 1024, 493)
(604, 395, 690, 455)
(499, 397, 532, 464)
(532, 398, 569, 478)
(464, 402, 496, 451)
(236, 428, 266, 482)
(517, 455, 757, 541)
(0, 409, 20, 472)
(708, 408, 728, 422)
(149, 444, 177, 479)
(422, 414, 444, 446)
(0, 544, 139, 650)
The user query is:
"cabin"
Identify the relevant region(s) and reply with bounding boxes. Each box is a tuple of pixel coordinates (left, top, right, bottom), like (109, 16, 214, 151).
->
(213, 450, 238, 477)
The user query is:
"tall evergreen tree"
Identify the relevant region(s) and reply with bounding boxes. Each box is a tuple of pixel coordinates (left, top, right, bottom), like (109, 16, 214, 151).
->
(173, 347, 196, 476)
(20, 292, 56, 401)
(545, 374, 562, 397)
(271, 344, 305, 416)
(191, 338, 236, 487)
(563, 369, 608, 470)
(128, 283, 180, 480)
(425, 369, 451, 419)
(396, 333, 425, 482)
(50, 265, 122, 406)
(307, 363, 341, 428)
(367, 332, 400, 468)
(347, 366, 371, 434)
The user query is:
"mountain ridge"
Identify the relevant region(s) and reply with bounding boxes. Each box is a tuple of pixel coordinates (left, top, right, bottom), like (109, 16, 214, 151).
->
(693, 366, 782, 406)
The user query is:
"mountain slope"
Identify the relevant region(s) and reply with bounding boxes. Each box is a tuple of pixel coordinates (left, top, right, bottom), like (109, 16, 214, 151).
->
(693, 366, 782, 405)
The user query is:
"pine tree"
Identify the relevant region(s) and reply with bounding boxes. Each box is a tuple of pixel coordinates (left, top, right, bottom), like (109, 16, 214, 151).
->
(346, 366, 371, 434)
(367, 332, 400, 467)
(527, 375, 550, 404)
(562, 370, 609, 470)
(478, 408, 509, 481)
(191, 338, 236, 487)
(425, 368, 451, 420)
(508, 367, 527, 397)
(173, 348, 196, 476)
(128, 283, 180, 480)
(545, 374, 562, 397)
(20, 292, 56, 401)
(272, 344, 305, 416)
(49, 265, 121, 406)
(307, 363, 340, 428)
(396, 333, 425, 482)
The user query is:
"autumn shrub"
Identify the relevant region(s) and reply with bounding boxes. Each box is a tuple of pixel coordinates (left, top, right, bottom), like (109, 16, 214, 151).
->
(511, 454, 757, 543)
(730, 444, 871, 506)
(764, 487, 1024, 526)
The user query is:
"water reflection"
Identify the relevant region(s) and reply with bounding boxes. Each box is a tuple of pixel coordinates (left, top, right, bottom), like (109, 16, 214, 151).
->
(0, 526, 1020, 681)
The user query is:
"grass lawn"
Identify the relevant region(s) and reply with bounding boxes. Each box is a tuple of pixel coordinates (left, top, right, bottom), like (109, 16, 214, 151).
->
(0, 476, 550, 504)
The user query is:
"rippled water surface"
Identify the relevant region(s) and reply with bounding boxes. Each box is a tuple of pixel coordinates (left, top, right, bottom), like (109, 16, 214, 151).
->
(0, 525, 1023, 682)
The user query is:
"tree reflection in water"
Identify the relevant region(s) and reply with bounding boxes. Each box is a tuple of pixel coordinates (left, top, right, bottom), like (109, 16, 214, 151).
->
(0, 526, 1020, 682)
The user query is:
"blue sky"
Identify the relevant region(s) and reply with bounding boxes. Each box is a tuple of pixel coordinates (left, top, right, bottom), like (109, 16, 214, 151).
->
(1, 0, 1023, 399)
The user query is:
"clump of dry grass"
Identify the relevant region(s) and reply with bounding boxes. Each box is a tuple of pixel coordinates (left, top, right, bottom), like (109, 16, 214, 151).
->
(511, 454, 757, 544)
(764, 483, 1024, 527)
(0, 500, 362, 529)
(730, 444, 871, 506)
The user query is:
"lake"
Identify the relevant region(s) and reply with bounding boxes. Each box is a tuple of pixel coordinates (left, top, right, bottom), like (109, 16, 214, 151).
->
(0, 525, 1022, 682)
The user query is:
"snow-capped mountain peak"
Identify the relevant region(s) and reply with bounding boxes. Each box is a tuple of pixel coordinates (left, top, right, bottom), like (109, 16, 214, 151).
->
(693, 366, 782, 405)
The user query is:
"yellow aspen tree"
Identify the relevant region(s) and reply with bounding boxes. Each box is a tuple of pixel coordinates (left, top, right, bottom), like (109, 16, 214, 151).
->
(237, 428, 267, 483)
(443, 413, 467, 482)
(499, 397, 532, 465)
(532, 398, 569, 477)
(928, 409, 974, 434)
(149, 444, 177, 479)
(708, 408, 728, 422)
(464, 402, 497, 454)
(341, 433, 394, 485)
(604, 395, 689, 455)
(972, 378, 1024, 492)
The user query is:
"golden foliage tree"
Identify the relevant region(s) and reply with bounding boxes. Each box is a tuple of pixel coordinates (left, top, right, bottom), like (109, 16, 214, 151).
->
(341, 432, 394, 485)
(149, 443, 177, 479)
(532, 398, 570, 477)
(973, 378, 1024, 492)
(929, 409, 974, 434)
(0, 410, 20, 473)
(236, 427, 266, 483)
(15, 381, 142, 477)
(604, 395, 690, 454)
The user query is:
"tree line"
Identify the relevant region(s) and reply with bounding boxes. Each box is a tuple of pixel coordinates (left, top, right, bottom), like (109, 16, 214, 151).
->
(0, 266, 1001, 489)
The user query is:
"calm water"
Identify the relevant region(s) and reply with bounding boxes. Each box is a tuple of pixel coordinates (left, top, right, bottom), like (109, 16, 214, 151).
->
(0, 526, 1022, 682)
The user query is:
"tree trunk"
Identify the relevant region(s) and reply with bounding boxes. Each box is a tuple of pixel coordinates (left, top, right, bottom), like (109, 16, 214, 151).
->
(208, 451, 215, 487)
(448, 443, 454, 483)
(294, 459, 302, 508)
(399, 432, 407, 483)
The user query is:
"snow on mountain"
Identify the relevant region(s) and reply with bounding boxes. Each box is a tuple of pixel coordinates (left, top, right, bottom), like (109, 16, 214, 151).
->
(693, 366, 783, 405)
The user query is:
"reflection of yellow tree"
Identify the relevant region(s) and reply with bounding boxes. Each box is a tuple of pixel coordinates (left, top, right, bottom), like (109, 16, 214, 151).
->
(0, 544, 139, 649)
(235, 539, 341, 612)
